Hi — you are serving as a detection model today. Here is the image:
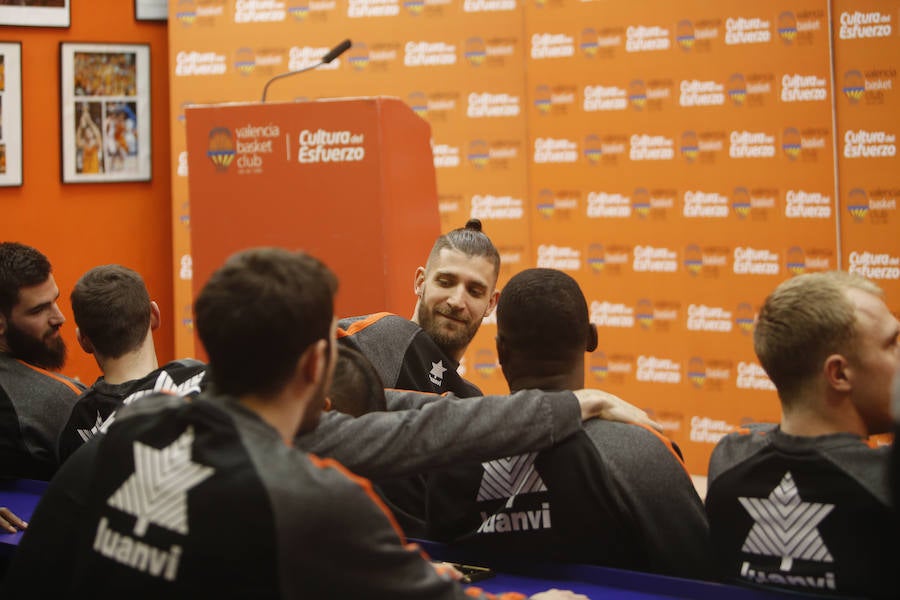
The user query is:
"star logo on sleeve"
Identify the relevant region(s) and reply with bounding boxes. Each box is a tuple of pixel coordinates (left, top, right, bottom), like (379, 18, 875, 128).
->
(107, 426, 215, 537)
(429, 360, 447, 386)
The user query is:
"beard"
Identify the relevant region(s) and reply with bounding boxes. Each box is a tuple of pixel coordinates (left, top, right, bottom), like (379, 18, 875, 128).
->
(416, 299, 480, 359)
(5, 320, 67, 370)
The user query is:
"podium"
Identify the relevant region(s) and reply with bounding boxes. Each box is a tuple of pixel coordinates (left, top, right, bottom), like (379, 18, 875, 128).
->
(184, 97, 440, 325)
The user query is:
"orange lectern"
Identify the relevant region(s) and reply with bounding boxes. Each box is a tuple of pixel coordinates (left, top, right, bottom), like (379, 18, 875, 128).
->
(184, 97, 440, 324)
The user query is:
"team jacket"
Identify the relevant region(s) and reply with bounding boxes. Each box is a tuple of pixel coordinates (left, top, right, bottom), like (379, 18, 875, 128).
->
(426, 419, 714, 580)
(337, 312, 483, 535)
(705, 423, 899, 598)
(338, 313, 482, 398)
(0, 352, 85, 480)
(4, 393, 520, 599)
(57, 359, 207, 464)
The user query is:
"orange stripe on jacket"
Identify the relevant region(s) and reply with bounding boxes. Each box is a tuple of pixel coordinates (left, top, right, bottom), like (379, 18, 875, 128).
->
(17, 360, 82, 395)
(307, 454, 414, 547)
(632, 422, 691, 476)
(337, 312, 393, 338)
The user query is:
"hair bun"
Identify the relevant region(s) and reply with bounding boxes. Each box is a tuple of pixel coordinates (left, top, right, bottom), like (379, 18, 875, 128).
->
(464, 219, 483, 232)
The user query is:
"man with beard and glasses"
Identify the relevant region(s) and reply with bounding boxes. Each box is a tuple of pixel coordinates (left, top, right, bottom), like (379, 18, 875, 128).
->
(337, 219, 500, 534)
(0, 242, 85, 481)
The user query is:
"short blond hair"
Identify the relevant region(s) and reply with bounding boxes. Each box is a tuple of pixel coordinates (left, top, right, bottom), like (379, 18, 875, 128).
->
(753, 271, 883, 404)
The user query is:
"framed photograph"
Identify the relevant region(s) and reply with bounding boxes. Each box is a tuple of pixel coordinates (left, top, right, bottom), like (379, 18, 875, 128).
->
(0, 42, 23, 187)
(60, 43, 151, 183)
(0, 0, 70, 28)
(135, 0, 167, 22)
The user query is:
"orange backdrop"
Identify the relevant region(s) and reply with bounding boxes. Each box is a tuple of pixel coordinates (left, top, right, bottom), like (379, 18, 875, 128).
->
(168, 0, 900, 474)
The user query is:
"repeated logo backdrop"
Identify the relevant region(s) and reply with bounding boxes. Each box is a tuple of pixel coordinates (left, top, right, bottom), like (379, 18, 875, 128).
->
(169, 0, 900, 474)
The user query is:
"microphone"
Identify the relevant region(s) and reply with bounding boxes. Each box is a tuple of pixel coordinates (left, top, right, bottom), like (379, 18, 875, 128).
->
(261, 39, 352, 103)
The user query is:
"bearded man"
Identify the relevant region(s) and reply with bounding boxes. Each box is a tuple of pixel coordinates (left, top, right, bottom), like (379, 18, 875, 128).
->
(0, 242, 84, 480)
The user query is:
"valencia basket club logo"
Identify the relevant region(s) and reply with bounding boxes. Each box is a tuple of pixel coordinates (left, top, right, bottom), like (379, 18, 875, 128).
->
(629, 80, 647, 110)
(684, 244, 703, 276)
(583, 134, 602, 164)
(681, 131, 699, 162)
(580, 28, 599, 57)
(348, 43, 369, 71)
(843, 70, 865, 104)
(778, 11, 798, 44)
(408, 91, 428, 117)
(467, 140, 489, 168)
(782, 128, 801, 160)
(287, 0, 310, 20)
(735, 302, 755, 334)
(207, 128, 236, 171)
(676, 20, 695, 51)
(176, 0, 197, 25)
(786, 246, 806, 275)
(537, 189, 555, 218)
(534, 85, 552, 114)
(728, 73, 747, 106)
(636, 298, 654, 329)
(465, 37, 487, 66)
(235, 48, 255, 76)
(589, 350, 609, 381)
(404, 0, 424, 16)
(586, 243, 605, 273)
(847, 188, 869, 221)
(688, 357, 706, 388)
(632, 187, 650, 218)
(732, 187, 751, 219)
(474, 348, 497, 378)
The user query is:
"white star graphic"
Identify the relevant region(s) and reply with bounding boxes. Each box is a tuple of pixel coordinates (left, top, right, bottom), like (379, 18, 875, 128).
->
(429, 360, 447, 386)
(107, 427, 214, 537)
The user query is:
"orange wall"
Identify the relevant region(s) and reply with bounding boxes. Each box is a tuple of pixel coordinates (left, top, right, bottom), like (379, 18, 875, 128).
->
(2, 2, 173, 385)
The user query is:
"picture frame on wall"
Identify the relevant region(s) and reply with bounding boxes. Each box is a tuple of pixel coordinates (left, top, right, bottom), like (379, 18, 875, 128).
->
(60, 42, 151, 183)
(0, 41, 23, 187)
(0, 1, 70, 28)
(135, 0, 168, 22)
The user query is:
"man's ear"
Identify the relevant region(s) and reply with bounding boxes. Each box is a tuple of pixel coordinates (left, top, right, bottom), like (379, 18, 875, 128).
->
(823, 353, 851, 393)
(586, 323, 598, 353)
(299, 339, 329, 388)
(484, 289, 500, 317)
(413, 267, 426, 297)
(76, 327, 95, 355)
(149, 301, 161, 331)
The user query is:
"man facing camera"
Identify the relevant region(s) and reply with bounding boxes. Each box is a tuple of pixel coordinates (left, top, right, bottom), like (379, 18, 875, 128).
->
(425, 268, 713, 579)
(3, 248, 584, 600)
(705, 272, 900, 598)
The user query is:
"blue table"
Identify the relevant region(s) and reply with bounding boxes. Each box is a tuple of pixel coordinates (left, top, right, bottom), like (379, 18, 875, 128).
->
(414, 539, 820, 599)
(0, 479, 47, 556)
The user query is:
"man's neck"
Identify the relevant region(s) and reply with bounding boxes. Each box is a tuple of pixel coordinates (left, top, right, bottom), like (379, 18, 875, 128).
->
(779, 390, 869, 438)
(98, 338, 159, 385)
(507, 371, 582, 393)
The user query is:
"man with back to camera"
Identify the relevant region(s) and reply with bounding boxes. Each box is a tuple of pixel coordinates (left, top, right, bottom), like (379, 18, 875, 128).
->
(704, 271, 900, 598)
(425, 268, 714, 579)
(56, 264, 206, 464)
(3, 247, 588, 600)
(0, 241, 85, 482)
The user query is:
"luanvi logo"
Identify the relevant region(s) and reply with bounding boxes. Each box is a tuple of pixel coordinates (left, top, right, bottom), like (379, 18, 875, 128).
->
(738, 471, 837, 591)
(94, 427, 214, 581)
(477, 452, 547, 505)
